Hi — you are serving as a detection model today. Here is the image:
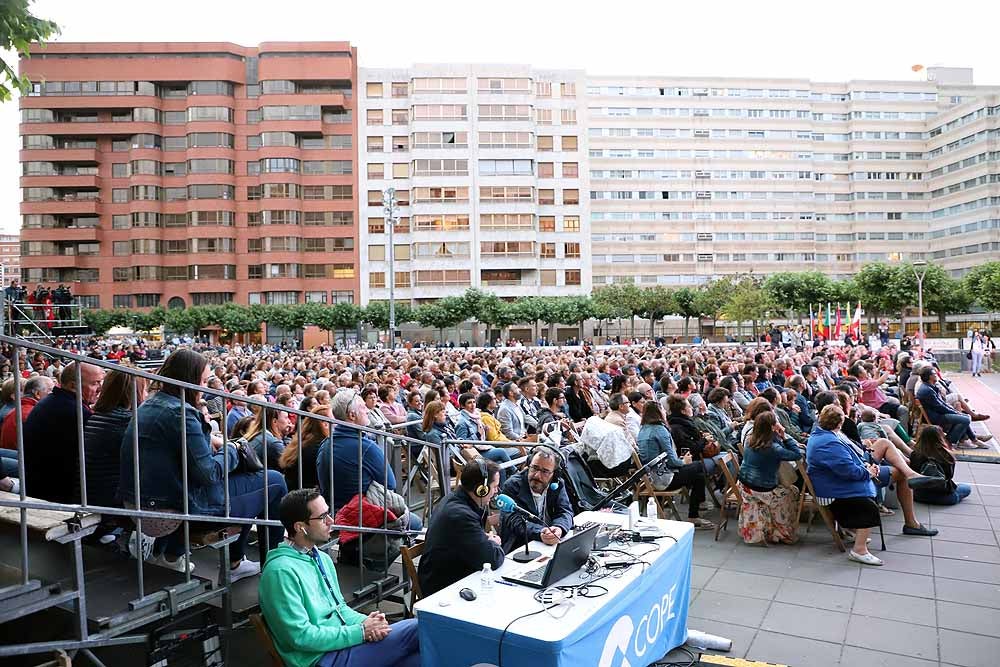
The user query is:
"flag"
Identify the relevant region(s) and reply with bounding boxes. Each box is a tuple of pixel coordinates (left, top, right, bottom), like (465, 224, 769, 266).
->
(834, 302, 843, 339)
(850, 301, 862, 337)
(824, 303, 832, 339)
(809, 303, 815, 340)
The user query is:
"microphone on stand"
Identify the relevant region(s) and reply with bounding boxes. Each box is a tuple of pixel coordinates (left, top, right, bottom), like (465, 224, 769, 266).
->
(494, 493, 543, 563)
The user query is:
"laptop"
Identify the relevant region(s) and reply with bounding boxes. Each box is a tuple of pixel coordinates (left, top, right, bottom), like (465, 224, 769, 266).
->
(501, 524, 600, 589)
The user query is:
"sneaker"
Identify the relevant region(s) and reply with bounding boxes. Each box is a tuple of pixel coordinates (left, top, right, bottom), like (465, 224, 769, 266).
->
(848, 550, 884, 566)
(975, 433, 993, 442)
(224, 557, 261, 584)
(956, 440, 978, 449)
(128, 531, 156, 561)
(148, 554, 196, 574)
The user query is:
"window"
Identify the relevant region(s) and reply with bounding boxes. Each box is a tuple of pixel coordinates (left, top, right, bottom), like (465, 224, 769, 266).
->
(563, 189, 579, 205)
(538, 162, 554, 178)
(540, 243, 556, 258)
(537, 136, 554, 152)
(539, 216, 556, 232)
(391, 82, 408, 98)
(535, 108, 553, 124)
(392, 163, 409, 179)
(477, 104, 529, 121)
(368, 163, 385, 179)
(367, 109, 383, 126)
(538, 189, 555, 205)
(540, 270, 557, 286)
(562, 216, 580, 232)
(414, 270, 470, 286)
(565, 269, 581, 286)
(480, 213, 534, 230)
(412, 78, 466, 94)
(112, 163, 129, 178)
(367, 136, 384, 153)
(560, 82, 576, 97)
(369, 245, 386, 261)
(478, 159, 533, 176)
(391, 109, 408, 125)
(369, 272, 386, 288)
(564, 242, 581, 258)
(479, 186, 532, 202)
(562, 162, 578, 178)
(412, 104, 467, 120)
(368, 217, 385, 234)
(411, 159, 468, 176)
(412, 214, 469, 231)
(366, 82, 383, 98)
(413, 186, 469, 203)
(560, 108, 577, 125)
(561, 136, 578, 151)
(392, 135, 408, 152)
(535, 81, 552, 97)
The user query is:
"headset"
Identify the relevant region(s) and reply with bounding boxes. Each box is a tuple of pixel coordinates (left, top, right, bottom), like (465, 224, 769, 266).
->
(526, 442, 567, 490)
(474, 457, 491, 498)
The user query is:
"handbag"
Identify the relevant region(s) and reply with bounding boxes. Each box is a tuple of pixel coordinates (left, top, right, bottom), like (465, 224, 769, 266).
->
(701, 439, 721, 459)
(967, 351, 973, 360)
(229, 437, 263, 473)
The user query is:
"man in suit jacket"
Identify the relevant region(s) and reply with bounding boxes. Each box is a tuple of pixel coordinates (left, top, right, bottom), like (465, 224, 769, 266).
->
(498, 448, 574, 553)
(496, 382, 527, 441)
(916, 367, 987, 448)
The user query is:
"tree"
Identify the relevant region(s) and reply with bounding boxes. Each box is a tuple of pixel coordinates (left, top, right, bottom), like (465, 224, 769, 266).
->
(0, 1, 59, 102)
(764, 271, 833, 322)
(925, 276, 973, 334)
(636, 286, 676, 339)
(672, 287, 702, 340)
(721, 276, 776, 343)
(695, 277, 733, 337)
(415, 299, 466, 344)
(474, 292, 511, 345)
(964, 262, 1000, 313)
(855, 263, 906, 326)
(83, 309, 118, 336)
(886, 263, 950, 333)
(592, 285, 631, 338)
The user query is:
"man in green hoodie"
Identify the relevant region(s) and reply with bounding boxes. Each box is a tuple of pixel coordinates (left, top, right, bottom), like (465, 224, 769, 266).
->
(259, 489, 420, 667)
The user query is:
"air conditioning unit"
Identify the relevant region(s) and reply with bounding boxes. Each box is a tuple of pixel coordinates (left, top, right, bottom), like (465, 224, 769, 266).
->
(694, 129, 710, 137)
(695, 170, 711, 179)
(697, 233, 714, 241)
(695, 191, 712, 199)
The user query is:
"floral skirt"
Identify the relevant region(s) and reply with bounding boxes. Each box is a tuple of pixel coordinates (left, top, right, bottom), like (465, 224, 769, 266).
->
(738, 483, 800, 545)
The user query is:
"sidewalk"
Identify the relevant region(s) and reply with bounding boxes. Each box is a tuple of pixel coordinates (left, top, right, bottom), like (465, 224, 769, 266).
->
(946, 374, 998, 463)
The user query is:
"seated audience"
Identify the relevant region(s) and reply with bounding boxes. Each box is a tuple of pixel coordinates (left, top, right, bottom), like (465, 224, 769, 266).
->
(279, 405, 332, 492)
(737, 411, 802, 545)
(908, 426, 972, 506)
(84, 369, 147, 509)
(916, 366, 991, 449)
(245, 405, 291, 471)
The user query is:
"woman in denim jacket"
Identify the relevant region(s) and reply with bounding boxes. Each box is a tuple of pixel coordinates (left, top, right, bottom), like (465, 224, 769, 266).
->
(120, 349, 287, 582)
(737, 410, 803, 545)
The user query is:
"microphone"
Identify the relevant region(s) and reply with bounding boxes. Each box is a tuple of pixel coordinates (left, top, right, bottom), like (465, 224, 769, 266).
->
(550, 482, 559, 491)
(494, 494, 544, 524)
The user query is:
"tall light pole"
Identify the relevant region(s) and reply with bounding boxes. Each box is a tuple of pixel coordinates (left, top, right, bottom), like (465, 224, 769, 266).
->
(382, 187, 397, 349)
(912, 259, 928, 343)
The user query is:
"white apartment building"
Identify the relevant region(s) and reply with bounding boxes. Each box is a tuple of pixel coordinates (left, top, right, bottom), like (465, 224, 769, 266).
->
(359, 65, 591, 305)
(587, 67, 1000, 287)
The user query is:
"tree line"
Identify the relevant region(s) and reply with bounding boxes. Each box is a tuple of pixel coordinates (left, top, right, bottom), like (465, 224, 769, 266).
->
(81, 261, 1000, 341)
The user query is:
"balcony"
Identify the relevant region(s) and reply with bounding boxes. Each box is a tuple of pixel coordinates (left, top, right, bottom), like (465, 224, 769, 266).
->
(19, 148, 99, 163)
(20, 174, 101, 189)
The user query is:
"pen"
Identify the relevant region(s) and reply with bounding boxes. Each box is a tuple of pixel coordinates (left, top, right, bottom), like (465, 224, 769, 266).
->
(494, 579, 517, 587)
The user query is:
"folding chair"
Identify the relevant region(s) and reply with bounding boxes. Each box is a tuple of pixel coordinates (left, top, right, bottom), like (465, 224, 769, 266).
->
(714, 452, 742, 541)
(630, 451, 683, 520)
(797, 465, 846, 553)
(250, 614, 285, 667)
(399, 541, 425, 618)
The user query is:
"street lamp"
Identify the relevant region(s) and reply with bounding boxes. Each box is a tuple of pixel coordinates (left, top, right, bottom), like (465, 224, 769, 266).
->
(382, 187, 397, 349)
(912, 259, 928, 343)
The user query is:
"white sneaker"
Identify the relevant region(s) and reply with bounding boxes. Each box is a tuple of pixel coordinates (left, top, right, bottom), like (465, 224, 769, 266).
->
(128, 531, 156, 561)
(224, 557, 261, 584)
(848, 550, 884, 566)
(148, 554, 196, 574)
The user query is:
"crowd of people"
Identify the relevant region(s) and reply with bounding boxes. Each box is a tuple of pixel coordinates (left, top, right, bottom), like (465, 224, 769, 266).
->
(0, 331, 994, 666)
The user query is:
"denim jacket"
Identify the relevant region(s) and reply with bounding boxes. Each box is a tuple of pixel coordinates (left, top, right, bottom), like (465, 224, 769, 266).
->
(738, 436, 802, 490)
(119, 391, 238, 515)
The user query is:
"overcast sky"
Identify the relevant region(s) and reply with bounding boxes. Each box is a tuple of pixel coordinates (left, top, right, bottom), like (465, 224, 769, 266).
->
(4, 0, 1000, 234)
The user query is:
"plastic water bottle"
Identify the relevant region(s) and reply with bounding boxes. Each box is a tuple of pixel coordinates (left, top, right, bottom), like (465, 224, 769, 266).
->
(480, 563, 494, 601)
(646, 497, 657, 519)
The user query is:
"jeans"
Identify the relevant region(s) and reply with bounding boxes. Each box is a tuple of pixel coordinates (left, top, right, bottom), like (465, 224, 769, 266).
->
(917, 483, 972, 506)
(163, 469, 288, 563)
(481, 447, 512, 482)
(937, 412, 974, 446)
(0, 449, 18, 478)
(971, 350, 984, 374)
(664, 463, 706, 518)
(317, 618, 420, 667)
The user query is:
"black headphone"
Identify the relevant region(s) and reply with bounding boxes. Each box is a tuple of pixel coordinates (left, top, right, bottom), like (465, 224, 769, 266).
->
(527, 443, 566, 489)
(474, 457, 490, 498)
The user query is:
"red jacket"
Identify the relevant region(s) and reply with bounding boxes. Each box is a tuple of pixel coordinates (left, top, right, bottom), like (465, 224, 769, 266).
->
(334, 493, 397, 545)
(1, 396, 39, 450)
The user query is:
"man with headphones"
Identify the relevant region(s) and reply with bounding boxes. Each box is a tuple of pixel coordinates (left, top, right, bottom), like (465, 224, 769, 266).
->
(418, 458, 505, 598)
(499, 444, 575, 553)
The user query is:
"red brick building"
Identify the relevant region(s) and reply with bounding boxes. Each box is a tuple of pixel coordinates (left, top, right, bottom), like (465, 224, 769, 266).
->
(19, 42, 359, 312)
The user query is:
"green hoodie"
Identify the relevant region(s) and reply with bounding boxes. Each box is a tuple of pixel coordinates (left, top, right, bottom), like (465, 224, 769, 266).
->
(258, 543, 367, 667)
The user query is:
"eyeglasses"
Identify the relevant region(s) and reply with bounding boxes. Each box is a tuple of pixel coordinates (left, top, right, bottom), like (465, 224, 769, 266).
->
(528, 465, 555, 477)
(308, 511, 333, 522)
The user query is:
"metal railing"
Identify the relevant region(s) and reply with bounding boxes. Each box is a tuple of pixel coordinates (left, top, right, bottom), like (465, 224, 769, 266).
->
(0, 334, 445, 663)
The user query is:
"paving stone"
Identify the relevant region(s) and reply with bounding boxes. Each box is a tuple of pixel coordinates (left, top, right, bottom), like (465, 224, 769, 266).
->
(939, 628, 1000, 667)
(760, 601, 849, 643)
(859, 568, 936, 599)
(937, 600, 1000, 638)
(688, 590, 770, 627)
(934, 577, 1000, 609)
(845, 615, 939, 661)
(852, 589, 937, 627)
(704, 569, 783, 600)
(774, 578, 856, 613)
(746, 631, 842, 667)
(934, 558, 1000, 584)
(839, 646, 941, 667)
(931, 540, 1000, 564)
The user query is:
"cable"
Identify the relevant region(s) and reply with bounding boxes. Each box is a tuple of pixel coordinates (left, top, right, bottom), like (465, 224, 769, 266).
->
(651, 646, 699, 667)
(497, 606, 552, 667)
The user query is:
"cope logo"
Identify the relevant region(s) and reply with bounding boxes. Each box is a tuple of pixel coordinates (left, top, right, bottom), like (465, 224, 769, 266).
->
(599, 584, 678, 667)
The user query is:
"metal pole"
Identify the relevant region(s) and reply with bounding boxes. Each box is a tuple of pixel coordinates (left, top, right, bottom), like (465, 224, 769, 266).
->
(383, 187, 397, 349)
(913, 262, 927, 342)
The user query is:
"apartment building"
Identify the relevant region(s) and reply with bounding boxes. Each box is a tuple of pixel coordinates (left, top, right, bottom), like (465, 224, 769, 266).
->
(18, 42, 359, 310)
(587, 67, 1000, 287)
(358, 65, 591, 305)
(0, 235, 20, 282)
